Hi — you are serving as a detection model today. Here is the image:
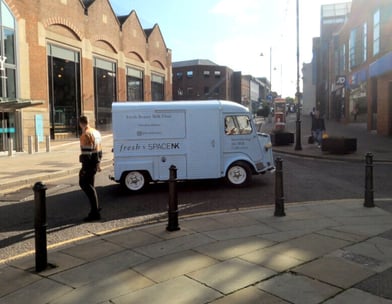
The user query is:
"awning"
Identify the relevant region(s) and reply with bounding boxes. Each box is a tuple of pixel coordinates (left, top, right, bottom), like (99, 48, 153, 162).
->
(0, 98, 44, 111)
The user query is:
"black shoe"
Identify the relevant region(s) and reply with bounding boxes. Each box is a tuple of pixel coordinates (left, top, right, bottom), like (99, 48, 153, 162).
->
(83, 212, 101, 222)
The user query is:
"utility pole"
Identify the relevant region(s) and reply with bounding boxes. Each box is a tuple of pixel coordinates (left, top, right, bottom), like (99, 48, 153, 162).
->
(294, 0, 302, 151)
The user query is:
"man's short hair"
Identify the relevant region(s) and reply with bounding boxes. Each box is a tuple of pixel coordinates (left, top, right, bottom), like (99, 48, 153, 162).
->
(79, 115, 89, 125)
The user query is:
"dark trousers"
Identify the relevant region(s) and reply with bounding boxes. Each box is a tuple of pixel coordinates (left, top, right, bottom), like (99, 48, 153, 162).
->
(79, 163, 99, 215)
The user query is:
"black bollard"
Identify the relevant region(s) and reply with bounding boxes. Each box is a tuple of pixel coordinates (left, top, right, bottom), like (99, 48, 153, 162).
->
(274, 157, 286, 216)
(364, 152, 375, 208)
(33, 181, 48, 272)
(167, 165, 180, 231)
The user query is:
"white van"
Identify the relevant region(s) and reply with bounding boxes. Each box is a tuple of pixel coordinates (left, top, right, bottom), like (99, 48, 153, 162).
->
(110, 100, 275, 192)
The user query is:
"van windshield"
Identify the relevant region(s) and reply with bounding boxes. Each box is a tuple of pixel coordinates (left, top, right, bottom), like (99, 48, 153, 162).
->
(225, 115, 252, 135)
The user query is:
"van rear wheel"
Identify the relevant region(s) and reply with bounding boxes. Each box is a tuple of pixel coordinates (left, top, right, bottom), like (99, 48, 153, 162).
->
(121, 171, 148, 192)
(226, 162, 252, 187)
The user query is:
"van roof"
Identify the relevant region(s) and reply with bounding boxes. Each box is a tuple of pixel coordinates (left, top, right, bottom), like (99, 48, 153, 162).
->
(112, 100, 249, 113)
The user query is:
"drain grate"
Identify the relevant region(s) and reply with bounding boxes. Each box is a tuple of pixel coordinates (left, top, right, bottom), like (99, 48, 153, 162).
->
(341, 251, 383, 267)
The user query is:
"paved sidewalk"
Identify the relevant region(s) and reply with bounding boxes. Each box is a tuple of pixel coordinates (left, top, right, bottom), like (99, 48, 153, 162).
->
(1, 199, 392, 303)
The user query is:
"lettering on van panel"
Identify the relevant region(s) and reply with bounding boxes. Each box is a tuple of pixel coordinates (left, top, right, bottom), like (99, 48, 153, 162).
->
(119, 142, 181, 152)
(230, 138, 251, 150)
(119, 111, 185, 139)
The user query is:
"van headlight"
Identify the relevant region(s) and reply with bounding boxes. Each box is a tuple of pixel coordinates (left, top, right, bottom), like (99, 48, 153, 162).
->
(264, 143, 272, 150)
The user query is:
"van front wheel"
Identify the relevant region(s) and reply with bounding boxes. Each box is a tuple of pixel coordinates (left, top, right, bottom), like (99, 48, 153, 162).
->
(121, 171, 148, 192)
(226, 162, 252, 187)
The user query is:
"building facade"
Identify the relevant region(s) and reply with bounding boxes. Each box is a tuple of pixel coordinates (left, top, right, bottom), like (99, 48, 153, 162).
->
(314, 0, 392, 136)
(172, 59, 272, 115)
(0, 0, 172, 152)
(172, 59, 241, 103)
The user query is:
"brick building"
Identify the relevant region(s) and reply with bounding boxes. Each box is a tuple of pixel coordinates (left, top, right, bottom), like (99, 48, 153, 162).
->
(314, 0, 392, 135)
(0, 0, 172, 152)
(172, 59, 241, 103)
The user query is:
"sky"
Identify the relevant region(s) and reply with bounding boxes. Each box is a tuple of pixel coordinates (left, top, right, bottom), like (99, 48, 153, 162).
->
(109, 0, 350, 97)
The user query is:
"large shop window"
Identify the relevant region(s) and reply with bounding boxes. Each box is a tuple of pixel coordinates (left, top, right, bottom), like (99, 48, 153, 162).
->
(0, 1, 16, 98)
(126, 67, 143, 101)
(47, 44, 81, 138)
(151, 73, 164, 101)
(94, 57, 116, 130)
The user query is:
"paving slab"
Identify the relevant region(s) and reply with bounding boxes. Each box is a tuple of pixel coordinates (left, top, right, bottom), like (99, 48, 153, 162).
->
(51, 269, 155, 304)
(50, 250, 149, 288)
(58, 238, 125, 261)
(239, 246, 306, 272)
(316, 228, 368, 242)
(267, 233, 351, 261)
(0, 266, 41, 297)
(355, 267, 392, 300)
(323, 288, 392, 304)
(210, 286, 290, 304)
(343, 236, 392, 265)
(202, 223, 277, 241)
(193, 237, 275, 260)
(102, 229, 163, 248)
(0, 277, 73, 304)
(293, 256, 376, 288)
(133, 232, 214, 258)
(133, 250, 218, 282)
(257, 272, 341, 304)
(111, 276, 222, 304)
(9, 251, 86, 276)
(187, 258, 276, 295)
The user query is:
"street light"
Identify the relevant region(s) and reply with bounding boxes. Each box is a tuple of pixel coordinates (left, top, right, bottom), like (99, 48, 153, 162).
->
(294, 0, 302, 151)
(260, 47, 272, 96)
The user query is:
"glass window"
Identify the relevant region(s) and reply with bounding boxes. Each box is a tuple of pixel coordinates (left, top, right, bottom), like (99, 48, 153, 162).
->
(363, 23, 367, 62)
(203, 70, 210, 77)
(214, 71, 221, 78)
(47, 45, 81, 137)
(0, 1, 16, 99)
(186, 70, 193, 78)
(94, 57, 116, 130)
(151, 73, 164, 101)
(176, 72, 183, 79)
(224, 115, 252, 135)
(1, 1, 14, 29)
(126, 67, 143, 101)
(373, 10, 380, 56)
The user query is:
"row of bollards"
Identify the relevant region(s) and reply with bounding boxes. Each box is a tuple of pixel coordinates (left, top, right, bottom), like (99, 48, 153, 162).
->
(31, 154, 375, 272)
(27, 135, 51, 155)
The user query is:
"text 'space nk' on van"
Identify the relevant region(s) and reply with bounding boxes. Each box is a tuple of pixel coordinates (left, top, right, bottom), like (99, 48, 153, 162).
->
(110, 100, 275, 192)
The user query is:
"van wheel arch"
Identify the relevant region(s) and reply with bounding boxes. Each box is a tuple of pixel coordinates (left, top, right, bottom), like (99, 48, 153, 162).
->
(225, 161, 252, 187)
(120, 170, 151, 192)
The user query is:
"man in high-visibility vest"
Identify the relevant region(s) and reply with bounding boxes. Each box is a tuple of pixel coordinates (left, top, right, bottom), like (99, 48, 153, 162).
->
(78, 115, 102, 222)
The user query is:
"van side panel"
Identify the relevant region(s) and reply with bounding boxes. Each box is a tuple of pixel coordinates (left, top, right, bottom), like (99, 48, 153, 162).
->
(185, 107, 221, 178)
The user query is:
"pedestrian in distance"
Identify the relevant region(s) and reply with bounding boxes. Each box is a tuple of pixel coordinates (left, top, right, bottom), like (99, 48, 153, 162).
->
(311, 110, 326, 148)
(78, 115, 103, 222)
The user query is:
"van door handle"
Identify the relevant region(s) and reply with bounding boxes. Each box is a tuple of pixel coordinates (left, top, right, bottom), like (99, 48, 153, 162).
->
(211, 139, 215, 147)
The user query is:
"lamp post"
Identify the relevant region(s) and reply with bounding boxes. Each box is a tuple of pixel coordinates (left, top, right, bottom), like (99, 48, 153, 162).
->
(294, 0, 302, 151)
(260, 47, 272, 97)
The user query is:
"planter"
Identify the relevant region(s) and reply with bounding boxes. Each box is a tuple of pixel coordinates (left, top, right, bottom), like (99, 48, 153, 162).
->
(321, 137, 357, 154)
(271, 132, 294, 146)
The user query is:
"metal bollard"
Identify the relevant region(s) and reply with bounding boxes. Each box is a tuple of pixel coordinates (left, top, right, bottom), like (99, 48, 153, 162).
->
(274, 157, 286, 216)
(364, 152, 375, 208)
(33, 181, 48, 272)
(8, 137, 13, 156)
(46, 135, 51, 152)
(34, 136, 39, 153)
(167, 165, 180, 231)
(28, 136, 33, 154)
